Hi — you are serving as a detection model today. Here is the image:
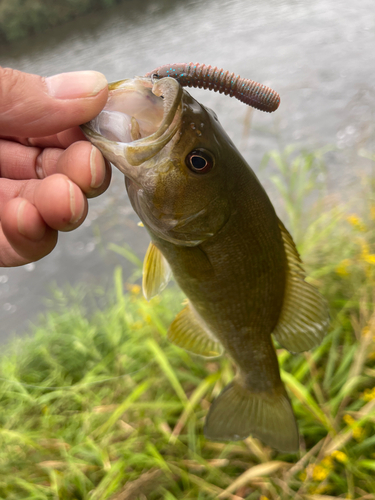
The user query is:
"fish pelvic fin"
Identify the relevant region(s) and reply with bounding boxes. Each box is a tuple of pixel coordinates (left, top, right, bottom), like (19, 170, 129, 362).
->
(204, 379, 299, 453)
(274, 219, 330, 353)
(142, 241, 172, 301)
(168, 302, 223, 358)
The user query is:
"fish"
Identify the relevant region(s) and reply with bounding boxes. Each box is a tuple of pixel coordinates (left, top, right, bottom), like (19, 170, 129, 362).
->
(81, 64, 329, 452)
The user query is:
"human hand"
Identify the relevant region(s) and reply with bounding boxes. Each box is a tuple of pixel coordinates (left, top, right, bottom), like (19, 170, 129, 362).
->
(0, 67, 111, 267)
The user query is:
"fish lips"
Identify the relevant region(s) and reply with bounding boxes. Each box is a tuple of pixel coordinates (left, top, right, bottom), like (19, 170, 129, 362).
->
(81, 76, 183, 182)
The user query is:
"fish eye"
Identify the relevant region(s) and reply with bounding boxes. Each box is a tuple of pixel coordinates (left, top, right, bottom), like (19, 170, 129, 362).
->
(185, 149, 214, 174)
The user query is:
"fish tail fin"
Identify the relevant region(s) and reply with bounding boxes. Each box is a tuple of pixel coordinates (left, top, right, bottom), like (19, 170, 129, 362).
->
(204, 379, 299, 452)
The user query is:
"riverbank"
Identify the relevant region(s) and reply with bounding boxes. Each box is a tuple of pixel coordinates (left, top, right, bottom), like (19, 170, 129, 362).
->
(0, 0, 125, 43)
(1, 147, 375, 498)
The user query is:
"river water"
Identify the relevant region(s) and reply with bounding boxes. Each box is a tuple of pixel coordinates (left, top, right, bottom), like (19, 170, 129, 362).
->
(0, 0, 374, 341)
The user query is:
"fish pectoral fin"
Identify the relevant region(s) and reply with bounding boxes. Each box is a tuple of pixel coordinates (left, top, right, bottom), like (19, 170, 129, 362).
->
(168, 303, 223, 358)
(142, 241, 172, 301)
(204, 380, 299, 453)
(273, 219, 330, 353)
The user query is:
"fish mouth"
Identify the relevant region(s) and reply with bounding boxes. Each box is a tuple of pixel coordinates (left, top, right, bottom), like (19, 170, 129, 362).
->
(81, 76, 183, 178)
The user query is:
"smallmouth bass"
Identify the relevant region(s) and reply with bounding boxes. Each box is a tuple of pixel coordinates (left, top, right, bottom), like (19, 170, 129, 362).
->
(81, 66, 329, 452)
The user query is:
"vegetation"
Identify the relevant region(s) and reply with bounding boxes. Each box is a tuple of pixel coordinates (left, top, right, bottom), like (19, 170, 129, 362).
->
(0, 0, 124, 43)
(1, 147, 375, 499)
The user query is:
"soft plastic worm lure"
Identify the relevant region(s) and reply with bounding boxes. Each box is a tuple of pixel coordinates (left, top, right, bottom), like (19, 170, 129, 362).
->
(145, 62, 280, 113)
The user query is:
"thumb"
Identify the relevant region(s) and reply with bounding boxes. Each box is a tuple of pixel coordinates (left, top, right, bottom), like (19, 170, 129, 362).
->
(0, 67, 108, 137)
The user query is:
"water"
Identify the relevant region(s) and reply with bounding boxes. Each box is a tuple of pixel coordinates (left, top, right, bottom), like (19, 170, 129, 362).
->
(0, 0, 374, 341)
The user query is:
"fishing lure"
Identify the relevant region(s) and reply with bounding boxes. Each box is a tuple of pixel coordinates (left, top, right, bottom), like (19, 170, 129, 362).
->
(145, 62, 280, 113)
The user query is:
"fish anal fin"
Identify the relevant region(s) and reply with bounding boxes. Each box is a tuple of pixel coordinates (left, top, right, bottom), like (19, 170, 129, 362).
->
(142, 241, 171, 301)
(204, 380, 299, 453)
(274, 219, 330, 353)
(168, 303, 223, 358)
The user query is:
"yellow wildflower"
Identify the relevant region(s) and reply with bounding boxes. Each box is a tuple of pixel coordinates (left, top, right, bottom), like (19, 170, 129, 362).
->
(127, 283, 141, 295)
(308, 456, 334, 484)
(361, 387, 375, 402)
(347, 214, 366, 231)
(364, 253, 375, 265)
(331, 450, 348, 463)
(347, 214, 360, 226)
(260, 497, 269, 500)
(312, 464, 330, 481)
(359, 240, 371, 257)
(336, 259, 351, 277)
(343, 413, 366, 441)
(362, 325, 370, 337)
(343, 414, 355, 426)
(353, 426, 365, 442)
(321, 456, 334, 469)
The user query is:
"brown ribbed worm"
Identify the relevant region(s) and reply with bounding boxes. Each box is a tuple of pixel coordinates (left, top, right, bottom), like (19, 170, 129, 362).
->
(145, 62, 280, 113)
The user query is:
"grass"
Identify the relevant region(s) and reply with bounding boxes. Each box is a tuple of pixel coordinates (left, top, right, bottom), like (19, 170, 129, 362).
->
(1, 147, 375, 499)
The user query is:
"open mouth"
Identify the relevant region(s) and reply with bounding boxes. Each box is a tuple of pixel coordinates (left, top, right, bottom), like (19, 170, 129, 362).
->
(81, 77, 183, 171)
(86, 78, 165, 143)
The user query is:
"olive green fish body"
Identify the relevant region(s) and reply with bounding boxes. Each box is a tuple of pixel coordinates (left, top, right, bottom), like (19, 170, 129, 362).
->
(81, 75, 329, 452)
(148, 174, 286, 386)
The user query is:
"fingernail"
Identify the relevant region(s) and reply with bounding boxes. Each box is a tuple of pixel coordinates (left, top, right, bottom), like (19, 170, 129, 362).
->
(90, 146, 106, 189)
(67, 180, 85, 223)
(45, 71, 107, 100)
(17, 199, 28, 236)
(35, 151, 44, 179)
(17, 199, 46, 240)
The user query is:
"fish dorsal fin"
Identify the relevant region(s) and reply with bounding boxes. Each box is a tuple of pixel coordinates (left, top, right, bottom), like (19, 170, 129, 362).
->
(142, 241, 172, 301)
(168, 302, 223, 358)
(273, 219, 330, 353)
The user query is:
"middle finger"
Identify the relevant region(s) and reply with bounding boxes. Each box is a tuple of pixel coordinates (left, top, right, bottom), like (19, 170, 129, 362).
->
(0, 175, 87, 232)
(0, 139, 111, 197)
